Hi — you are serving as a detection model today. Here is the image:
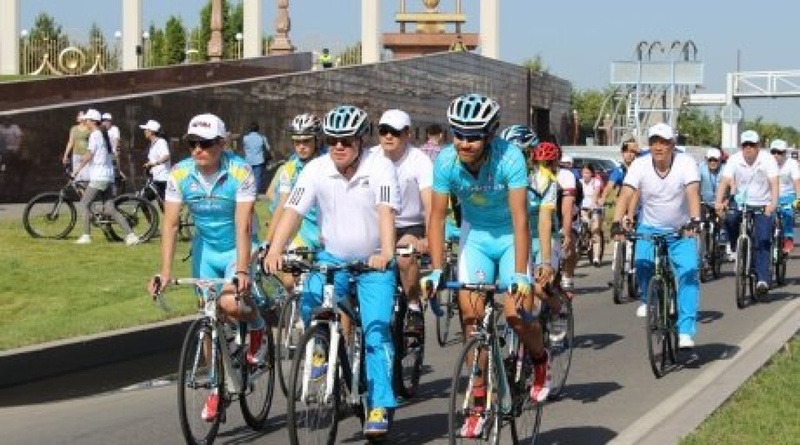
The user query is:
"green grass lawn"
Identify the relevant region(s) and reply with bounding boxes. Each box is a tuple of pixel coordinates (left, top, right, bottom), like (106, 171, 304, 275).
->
(681, 336, 799, 444)
(0, 202, 274, 351)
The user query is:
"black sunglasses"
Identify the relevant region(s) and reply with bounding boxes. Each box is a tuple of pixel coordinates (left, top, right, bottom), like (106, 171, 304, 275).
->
(453, 130, 486, 143)
(742, 142, 758, 148)
(378, 126, 404, 137)
(187, 139, 216, 149)
(707, 157, 720, 162)
(325, 136, 357, 147)
(771, 150, 786, 155)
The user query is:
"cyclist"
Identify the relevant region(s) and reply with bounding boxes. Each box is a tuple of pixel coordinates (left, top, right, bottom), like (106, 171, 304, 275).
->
(421, 94, 548, 438)
(264, 113, 325, 271)
(557, 153, 579, 290)
(579, 163, 605, 266)
(371, 109, 433, 332)
(598, 138, 639, 207)
(699, 148, 730, 261)
(716, 130, 779, 296)
(263, 105, 400, 438)
(72, 108, 140, 246)
(768, 139, 800, 254)
(147, 113, 267, 422)
(140, 119, 171, 202)
(612, 123, 702, 349)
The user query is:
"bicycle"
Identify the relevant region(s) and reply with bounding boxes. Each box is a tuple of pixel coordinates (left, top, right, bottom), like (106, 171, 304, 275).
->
(134, 172, 195, 241)
(771, 202, 793, 287)
(286, 260, 390, 445)
(153, 276, 275, 445)
(576, 207, 605, 264)
(609, 231, 637, 304)
(733, 205, 765, 309)
(627, 231, 681, 378)
(392, 244, 428, 400)
(697, 203, 724, 282)
(445, 281, 573, 444)
(23, 176, 158, 242)
(435, 237, 463, 347)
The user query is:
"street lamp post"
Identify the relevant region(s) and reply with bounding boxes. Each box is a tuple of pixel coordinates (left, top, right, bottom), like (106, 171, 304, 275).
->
(141, 31, 150, 68)
(235, 32, 243, 59)
(20, 29, 28, 75)
(114, 30, 122, 71)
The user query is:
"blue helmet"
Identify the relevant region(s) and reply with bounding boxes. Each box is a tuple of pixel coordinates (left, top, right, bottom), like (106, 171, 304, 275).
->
(499, 125, 539, 149)
(322, 105, 369, 137)
(447, 93, 500, 134)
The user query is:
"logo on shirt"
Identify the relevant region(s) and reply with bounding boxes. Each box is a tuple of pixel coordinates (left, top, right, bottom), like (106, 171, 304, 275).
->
(379, 185, 391, 203)
(475, 269, 486, 282)
(289, 187, 305, 206)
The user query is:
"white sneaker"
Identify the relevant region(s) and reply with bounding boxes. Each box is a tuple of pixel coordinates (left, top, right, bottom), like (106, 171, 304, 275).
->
(678, 334, 695, 349)
(635, 303, 647, 318)
(75, 234, 92, 244)
(124, 233, 141, 246)
(561, 277, 574, 290)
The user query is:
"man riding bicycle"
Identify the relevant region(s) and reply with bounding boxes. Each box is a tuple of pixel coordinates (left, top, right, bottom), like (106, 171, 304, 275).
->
(768, 139, 800, 254)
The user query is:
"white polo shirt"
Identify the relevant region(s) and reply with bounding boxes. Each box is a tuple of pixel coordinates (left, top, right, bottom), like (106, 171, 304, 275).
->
(370, 144, 433, 228)
(776, 158, 800, 196)
(285, 149, 401, 260)
(722, 150, 779, 205)
(147, 137, 172, 182)
(624, 152, 700, 230)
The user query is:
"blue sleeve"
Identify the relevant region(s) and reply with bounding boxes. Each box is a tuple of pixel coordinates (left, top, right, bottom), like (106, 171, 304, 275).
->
(502, 143, 529, 189)
(608, 167, 624, 186)
(432, 144, 455, 194)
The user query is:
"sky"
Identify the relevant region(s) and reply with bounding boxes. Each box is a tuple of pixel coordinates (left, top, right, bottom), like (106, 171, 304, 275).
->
(17, 0, 800, 128)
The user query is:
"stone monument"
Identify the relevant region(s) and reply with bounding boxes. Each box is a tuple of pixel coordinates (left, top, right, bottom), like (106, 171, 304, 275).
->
(208, 0, 223, 61)
(271, 0, 294, 54)
(381, 0, 479, 60)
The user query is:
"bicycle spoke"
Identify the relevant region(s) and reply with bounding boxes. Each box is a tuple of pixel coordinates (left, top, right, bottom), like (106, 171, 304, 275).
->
(177, 319, 222, 444)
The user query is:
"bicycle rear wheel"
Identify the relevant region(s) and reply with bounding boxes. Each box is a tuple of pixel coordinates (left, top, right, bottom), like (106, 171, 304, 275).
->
(773, 231, 787, 286)
(645, 277, 671, 378)
(110, 195, 158, 241)
(23, 192, 77, 239)
(240, 325, 275, 430)
(548, 296, 574, 399)
(177, 318, 223, 445)
(287, 324, 340, 445)
(448, 336, 502, 444)
(611, 241, 626, 304)
(735, 237, 750, 309)
(276, 293, 303, 397)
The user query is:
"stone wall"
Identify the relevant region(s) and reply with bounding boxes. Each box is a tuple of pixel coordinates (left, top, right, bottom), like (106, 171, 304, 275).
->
(0, 51, 571, 202)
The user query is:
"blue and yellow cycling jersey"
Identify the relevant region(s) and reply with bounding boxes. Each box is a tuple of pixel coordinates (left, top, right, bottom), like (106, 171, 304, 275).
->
(276, 157, 321, 249)
(528, 165, 558, 238)
(166, 150, 257, 252)
(432, 138, 528, 231)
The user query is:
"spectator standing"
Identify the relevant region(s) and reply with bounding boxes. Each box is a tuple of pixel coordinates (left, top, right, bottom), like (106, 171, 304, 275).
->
(319, 48, 333, 68)
(420, 123, 445, 161)
(62, 111, 91, 181)
(140, 119, 171, 201)
(241, 122, 271, 194)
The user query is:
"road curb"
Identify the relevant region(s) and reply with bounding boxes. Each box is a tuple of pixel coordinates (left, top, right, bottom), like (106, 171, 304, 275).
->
(0, 316, 194, 389)
(610, 296, 800, 445)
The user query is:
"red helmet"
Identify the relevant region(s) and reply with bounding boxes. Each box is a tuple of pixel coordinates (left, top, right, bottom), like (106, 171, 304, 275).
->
(531, 141, 560, 162)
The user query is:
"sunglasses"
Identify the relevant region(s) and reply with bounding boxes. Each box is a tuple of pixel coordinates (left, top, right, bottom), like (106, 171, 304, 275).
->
(187, 139, 216, 149)
(378, 126, 404, 137)
(771, 150, 786, 155)
(453, 130, 486, 143)
(742, 142, 758, 148)
(325, 136, 357, 147)
(707, 157, 720, 162)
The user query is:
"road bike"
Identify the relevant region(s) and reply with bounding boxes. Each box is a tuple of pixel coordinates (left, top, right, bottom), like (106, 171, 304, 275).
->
(445, 281, 573, 444)
(628, 231, 681, 378)
(134, 172, 194, 241)
(697, 203, 724, 282)
(286, 260, 390, 445)
(154, 276, 275, 445)
(435, 237, 462, 347)
(23, 176, 158, 242)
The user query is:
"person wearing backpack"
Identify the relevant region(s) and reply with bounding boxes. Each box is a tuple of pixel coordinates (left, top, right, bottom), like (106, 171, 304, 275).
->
(71, 109, 140, 246)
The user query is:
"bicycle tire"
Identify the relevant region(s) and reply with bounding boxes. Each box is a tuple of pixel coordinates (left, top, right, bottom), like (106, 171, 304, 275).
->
(645, 276, 670, 378)
(177, 318, 223, 445)
(239, 324, 275, 430)
(548, 296, 574, 399)
(109, 195, 159, 242)
(22, 192, 77, 239)
(287, 324, 340, 445)
(611, 241, 626, 304)
(698, 227, 709, 283)
(773, 231, 787, 287)
(276, 293, 302, 398)
(448, 336, 502, 444)
(735, 237, 749, 309)
(436, 264, 459, 347)
(392, 295, 425, 399)
(710, 227, 722, 279)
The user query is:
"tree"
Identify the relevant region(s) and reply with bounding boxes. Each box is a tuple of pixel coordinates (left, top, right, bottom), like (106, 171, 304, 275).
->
(164, 16, 187, 65)
(198, 0, 243, 60)
(522, 55, 548, 74)
(26, 13, 68, 71)
(571, 88, 609, 141)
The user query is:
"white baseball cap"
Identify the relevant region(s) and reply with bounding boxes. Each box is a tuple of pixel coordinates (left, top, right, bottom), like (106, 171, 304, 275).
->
(770, 139, 788, 151)
(185, 113, 226, 140)
(139, 119, 161, 133)
(740, 130, 760, 144)
(83, 109, 102, 122)
(379, 109, 411, 130)
(647, 123, 675, 140)
(101, 112, 113, 121)
(706, 148, 722, 159)
(560, 154, 573, 164)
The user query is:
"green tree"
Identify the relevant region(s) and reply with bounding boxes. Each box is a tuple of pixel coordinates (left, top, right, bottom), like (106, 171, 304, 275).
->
(25, 13, 68, 72)
(198, 0, 243, 60)
(522, 55, 548, 74)
(85, 23, 108, 70)
(164, 16, 187, 65)
(571, 88, 608, 139)
(677, 108, 719, 146)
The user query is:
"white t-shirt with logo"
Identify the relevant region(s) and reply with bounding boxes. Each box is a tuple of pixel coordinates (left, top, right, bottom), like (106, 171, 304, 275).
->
(722, 150, 779, 205)
(370, 144, 433, 228)
(623, 152, 700, 230)
(776, 158, 800, 197)
(285, 149, 401, 260)
(87, 129, 114, 183)
(148, 138, 172, 182)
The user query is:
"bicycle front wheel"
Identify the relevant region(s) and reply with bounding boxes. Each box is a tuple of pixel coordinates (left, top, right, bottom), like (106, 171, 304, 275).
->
(110, 195, 159, 241)
(548, 297, 574, 399)
(645, 276, 671, 378)
(240, 325, 275, 430)
(448, 336, 502, 444)
(23, 192, 77, 239)
(773, 232, 787, 287)
(276, 293, 303, 398)
(393, 298, 425, 399)
(436, 264, 459, 347)
(287, 324, 340, 445)
(177, 318, 223, 445)
(611, 241, 626, 304)
(735, 237, 750, 309)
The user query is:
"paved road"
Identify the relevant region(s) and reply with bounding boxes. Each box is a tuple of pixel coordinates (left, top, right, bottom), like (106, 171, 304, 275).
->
(0, 256, 797, 444)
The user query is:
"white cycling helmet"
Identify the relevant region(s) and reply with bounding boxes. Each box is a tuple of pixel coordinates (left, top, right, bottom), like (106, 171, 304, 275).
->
(323, 105, 369, 137)
(290, 113, 321, 136)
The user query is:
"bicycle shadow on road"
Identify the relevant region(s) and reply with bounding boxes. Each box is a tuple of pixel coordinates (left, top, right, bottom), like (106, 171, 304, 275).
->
(554, 381, 623, 404)
(697, 310, 724, 324)
(573, 333, 624, 350)
(679, 342, 741, 370)
(345, 412, 449, 444)
(537, 425, 617, 444)
(215, 412, 289, 444)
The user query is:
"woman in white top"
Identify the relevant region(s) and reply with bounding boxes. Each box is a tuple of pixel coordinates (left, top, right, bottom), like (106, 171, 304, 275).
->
(72, 109, 139, 246)
(140, 120, 171, 202)
(579, 163, 605, 266)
